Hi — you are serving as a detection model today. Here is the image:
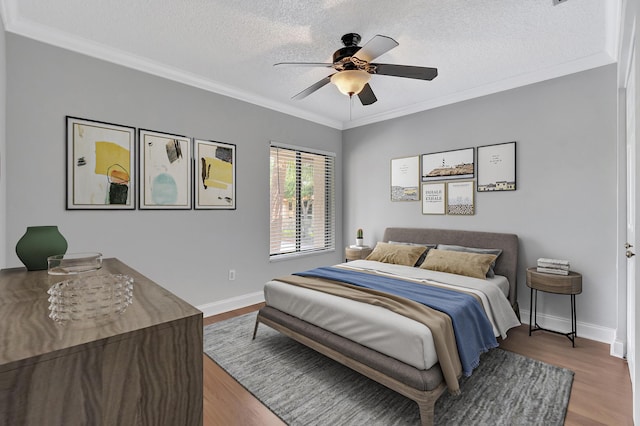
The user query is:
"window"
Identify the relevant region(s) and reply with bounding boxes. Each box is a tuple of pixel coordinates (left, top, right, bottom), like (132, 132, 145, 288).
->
(270, 143, 335, 259)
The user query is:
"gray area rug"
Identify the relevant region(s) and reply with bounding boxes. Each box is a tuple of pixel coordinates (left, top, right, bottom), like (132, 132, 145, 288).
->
(204, 312, 574, 425)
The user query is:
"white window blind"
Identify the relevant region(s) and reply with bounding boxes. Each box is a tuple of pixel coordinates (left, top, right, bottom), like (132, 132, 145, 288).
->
(270, 144, 335, 259)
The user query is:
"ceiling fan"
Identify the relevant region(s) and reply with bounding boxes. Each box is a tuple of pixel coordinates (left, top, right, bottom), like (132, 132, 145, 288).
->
(274, 33, 438, 106)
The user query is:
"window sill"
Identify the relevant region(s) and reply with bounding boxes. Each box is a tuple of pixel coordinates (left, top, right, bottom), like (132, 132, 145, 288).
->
(269, 249, 336, 263)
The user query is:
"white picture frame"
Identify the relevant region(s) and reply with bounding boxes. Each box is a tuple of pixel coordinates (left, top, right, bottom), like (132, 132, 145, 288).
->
(422, 182, 446, 215)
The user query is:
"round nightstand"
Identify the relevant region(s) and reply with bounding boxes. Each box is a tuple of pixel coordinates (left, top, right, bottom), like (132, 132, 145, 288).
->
(526, 267, 582, 347)
(345, 246, 373, 262)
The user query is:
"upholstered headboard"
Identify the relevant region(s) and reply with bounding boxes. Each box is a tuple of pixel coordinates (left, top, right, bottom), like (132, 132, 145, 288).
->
(382, 227, 519, 314)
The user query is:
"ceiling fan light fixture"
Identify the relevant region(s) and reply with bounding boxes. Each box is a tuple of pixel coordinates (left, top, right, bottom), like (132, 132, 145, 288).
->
(330, 70, 371, 96)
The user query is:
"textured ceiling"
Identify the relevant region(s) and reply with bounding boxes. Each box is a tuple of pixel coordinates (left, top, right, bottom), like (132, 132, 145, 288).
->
(0, 0, 619, 129)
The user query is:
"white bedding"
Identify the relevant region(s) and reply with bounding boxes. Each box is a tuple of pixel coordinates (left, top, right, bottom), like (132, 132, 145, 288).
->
(264, 260, 520, 371)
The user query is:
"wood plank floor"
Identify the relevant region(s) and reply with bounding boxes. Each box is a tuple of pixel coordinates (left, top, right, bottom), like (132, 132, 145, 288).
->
(203, 304, 633, 425)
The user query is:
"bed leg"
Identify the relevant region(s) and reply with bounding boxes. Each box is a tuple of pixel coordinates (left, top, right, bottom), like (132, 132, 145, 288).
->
(417, 401, 435, 426)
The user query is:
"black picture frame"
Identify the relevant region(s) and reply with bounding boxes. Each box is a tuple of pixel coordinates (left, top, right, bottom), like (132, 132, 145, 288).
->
(138, 129, 192, 210)
(421, 147, 475, 182)
(66, 116, 136, 210)
(477, 141, 516, 192)
(194, 139, 236, 210)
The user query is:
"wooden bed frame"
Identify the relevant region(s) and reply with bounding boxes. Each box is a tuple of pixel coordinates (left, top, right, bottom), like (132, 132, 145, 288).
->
(253, 227, 519, 426)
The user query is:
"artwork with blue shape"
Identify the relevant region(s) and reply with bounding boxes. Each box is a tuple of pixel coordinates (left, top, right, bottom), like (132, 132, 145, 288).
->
(139, 129, 192, 209)
(151, 173, 178, 204)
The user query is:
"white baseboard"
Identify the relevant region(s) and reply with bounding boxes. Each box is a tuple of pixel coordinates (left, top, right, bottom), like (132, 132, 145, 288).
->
(611, 338, 626, 359)
(197, 291, 265, 318)
(520, 308, 621, 356)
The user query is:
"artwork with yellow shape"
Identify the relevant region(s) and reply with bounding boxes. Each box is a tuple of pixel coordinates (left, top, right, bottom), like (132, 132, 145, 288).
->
(67, 117, 135, 209)
(94, 141, 130, 205)
(201, 156, 232, 189)
(95, 141, 131, 182)
(195, 139, 236, 209)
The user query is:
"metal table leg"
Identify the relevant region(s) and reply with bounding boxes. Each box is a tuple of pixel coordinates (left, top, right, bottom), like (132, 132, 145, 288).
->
(529, 288, 577, 347)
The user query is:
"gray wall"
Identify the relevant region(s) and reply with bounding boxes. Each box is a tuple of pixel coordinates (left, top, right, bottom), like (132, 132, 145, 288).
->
(3, 31, 619, 333)
(343, 65, 618, 330)
(5, 35, 343, 306)
(0, 19, 5, 269)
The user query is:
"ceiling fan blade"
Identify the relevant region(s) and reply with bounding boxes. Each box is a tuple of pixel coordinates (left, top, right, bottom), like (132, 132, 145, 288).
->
(371, 63, 438, 80)
(357, 83, 377, 106)
(274, 62, 334, 68)
(353, 35, 399, 62)
(292, 75, 333, 100)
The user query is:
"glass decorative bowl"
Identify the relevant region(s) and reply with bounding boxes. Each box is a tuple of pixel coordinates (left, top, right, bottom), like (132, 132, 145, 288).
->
(47, 273, 134, 323)
(47, 252, 103, 275)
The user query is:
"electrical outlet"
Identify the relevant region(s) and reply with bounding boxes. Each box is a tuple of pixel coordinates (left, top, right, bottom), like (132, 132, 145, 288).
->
(228, 269, 236, 281)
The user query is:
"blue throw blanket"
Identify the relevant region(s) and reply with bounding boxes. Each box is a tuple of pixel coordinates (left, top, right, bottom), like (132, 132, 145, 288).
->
(294, 266, 497, 376)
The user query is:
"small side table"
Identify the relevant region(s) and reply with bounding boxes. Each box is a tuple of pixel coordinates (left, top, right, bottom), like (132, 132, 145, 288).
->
(345, 246, 373, 262)
(527, 267, 582, 347)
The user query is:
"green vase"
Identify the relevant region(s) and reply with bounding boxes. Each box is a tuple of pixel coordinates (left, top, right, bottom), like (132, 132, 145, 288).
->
(15, 226, 68, 271)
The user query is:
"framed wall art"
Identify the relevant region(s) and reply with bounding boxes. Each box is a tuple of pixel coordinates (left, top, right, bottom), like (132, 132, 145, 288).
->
(477, 141, 516, 192)
(66, 116, 136, 210)
(446, 180, 475, 215)
(194, 139, 236, 209)
(139, 129, 192, 209)
(422, 182, 446, 215)
(421, 147, 474, 182)
(390, 156, 420, 201)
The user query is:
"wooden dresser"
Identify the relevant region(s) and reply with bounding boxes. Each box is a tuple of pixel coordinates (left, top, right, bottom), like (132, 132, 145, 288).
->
(0, 258, 203, 426)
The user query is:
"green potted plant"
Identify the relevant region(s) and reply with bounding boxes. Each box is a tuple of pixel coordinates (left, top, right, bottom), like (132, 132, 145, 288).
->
(356, 228, 364, 246)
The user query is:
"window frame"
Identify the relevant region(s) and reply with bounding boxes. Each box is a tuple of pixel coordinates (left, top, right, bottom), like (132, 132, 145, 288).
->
(269, 142, 336, 261)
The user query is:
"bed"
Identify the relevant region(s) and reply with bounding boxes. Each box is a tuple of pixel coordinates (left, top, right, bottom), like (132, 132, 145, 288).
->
(253, 227, 521, 425)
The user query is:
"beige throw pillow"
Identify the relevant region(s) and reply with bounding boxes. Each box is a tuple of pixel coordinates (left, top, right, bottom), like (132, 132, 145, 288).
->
(365, 242, 427, 267)
(419, 248, 497, 279)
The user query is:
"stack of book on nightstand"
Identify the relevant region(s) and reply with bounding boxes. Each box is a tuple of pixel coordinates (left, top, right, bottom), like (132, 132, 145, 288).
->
(537, 258, 570, 275)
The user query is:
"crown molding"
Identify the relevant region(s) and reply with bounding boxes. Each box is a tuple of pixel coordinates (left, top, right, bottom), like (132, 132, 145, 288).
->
(0, 2, 344, 130)
(346, 1, 623, 129)
(606, 0, 623, 59)
(617, 0, 638, 87)
(343, 51, 615, 130)
(0, 0, 620, 132)
(0, 0, 17, 29)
